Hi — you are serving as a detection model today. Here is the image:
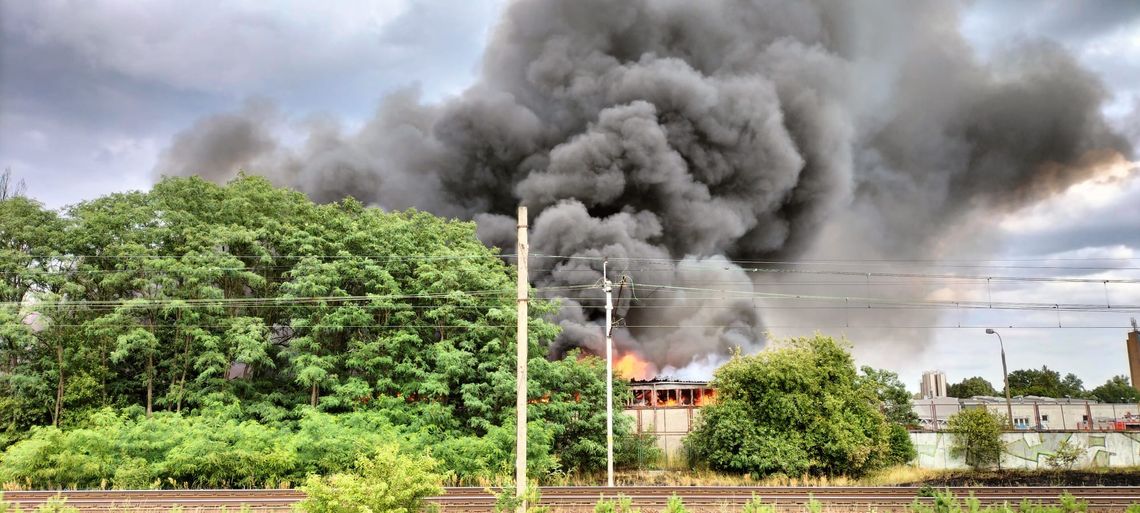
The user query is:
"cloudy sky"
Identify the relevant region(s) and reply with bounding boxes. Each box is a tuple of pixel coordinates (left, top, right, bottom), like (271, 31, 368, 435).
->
(2, 0, 1139, 394)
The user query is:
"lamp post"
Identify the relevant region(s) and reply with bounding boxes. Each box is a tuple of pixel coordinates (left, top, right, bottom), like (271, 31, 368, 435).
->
(986, 328, 1014, 429)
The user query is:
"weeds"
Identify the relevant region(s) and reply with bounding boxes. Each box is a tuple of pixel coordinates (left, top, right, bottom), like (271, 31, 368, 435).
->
(662, 495, 687, 513)
(741, 494, 776, 513)
(594, 495, 639, 513)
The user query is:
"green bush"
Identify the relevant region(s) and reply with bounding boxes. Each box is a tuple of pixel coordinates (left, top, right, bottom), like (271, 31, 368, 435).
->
(947, 408, 1005, 469)
(492, 482, 549, 513)
(1044, 439, 1082, 471)
(295, 447, 443, 513)
(888, 423, 917, 465)
(684, 335, 894, 477)
(0, 408, 408, 488)
(615, 431, 662, 470)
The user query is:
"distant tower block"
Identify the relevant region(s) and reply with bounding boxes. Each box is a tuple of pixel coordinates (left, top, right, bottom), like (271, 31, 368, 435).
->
(921, 370, 948, 398)
(1129, 319, 1140, 394)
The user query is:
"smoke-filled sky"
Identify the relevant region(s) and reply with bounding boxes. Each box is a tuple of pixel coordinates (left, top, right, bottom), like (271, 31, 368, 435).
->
(3, 0, 1140, 394)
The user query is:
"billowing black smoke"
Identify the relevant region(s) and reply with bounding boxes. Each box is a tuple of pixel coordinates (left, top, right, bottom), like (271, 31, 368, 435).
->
(155, 0, 1131, 375)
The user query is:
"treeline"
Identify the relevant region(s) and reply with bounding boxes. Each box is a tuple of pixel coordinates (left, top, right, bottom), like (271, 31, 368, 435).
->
(0, 175, 654, 485)
(947, 371, 1139, 403)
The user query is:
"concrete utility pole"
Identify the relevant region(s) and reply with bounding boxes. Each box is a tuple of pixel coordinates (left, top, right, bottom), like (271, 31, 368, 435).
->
(986, 328, 1014, 429)
(516, 207, 528, 513)
(603, 259, 614, 487)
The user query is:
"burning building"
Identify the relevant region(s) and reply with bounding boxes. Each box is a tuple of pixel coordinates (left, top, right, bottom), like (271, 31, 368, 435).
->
(623, 378, 716, 458)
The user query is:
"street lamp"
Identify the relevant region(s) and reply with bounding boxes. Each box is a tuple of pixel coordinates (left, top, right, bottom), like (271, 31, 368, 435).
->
(986, 328, 1014, 429)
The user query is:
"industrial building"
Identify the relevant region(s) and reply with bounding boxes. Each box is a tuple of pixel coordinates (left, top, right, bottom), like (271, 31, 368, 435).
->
(623, 327, 1140, 455)
(1129, 322, 1140, 394)
(920, 370, 948, 398)
(623, 379, 714, 457)
(912, 395, 1140, 431)
(624, 379, 1140, 456)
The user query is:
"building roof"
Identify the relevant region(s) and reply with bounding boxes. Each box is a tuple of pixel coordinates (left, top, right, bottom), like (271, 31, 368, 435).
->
(962, 395, 1101, 405)
(629, 378, 710, 387)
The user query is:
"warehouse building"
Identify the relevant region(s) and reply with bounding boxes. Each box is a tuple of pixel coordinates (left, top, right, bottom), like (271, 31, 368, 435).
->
(622, 379, 714, 457)
(912, 395, 1140, 431)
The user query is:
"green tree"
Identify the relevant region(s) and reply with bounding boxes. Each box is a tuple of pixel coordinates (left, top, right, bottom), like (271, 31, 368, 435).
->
(0, 174, 640, 479)
(684, 335, 892, 477)
(947, 407, 1005, 469)
(1089, 375, 1140, 403)
(0, 195, 67, 434)
(859, 366, 919, 426)
(1006, 366, 1087, 398)
(947, 376, 998, 398)
(886, 424, 916, 465)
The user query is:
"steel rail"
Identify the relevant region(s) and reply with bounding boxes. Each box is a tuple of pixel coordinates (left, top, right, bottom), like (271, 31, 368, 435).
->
(2, 486, 1136, 512)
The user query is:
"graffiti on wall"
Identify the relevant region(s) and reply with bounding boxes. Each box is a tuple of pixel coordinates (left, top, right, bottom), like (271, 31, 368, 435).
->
(910, 432, 1140, 469)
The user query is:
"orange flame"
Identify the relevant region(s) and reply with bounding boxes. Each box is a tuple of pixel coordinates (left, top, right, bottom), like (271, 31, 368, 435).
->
(695, 389, 716, 406)
(614, 352, 657, 380)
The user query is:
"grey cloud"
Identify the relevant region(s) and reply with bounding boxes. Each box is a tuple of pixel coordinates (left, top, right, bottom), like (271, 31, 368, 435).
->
(156, 99, 280, 182)
(1, 1, 411, 95)
(968, 0, 1140, 43)
(155, 0, 1131, 375)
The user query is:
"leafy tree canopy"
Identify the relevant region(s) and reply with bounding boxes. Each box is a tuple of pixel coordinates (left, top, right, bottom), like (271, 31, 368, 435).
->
(1089, 375, 1140, 403)
(858, 365, 919, 427)
(0, 175, 639, 482)
(1006, 366, 1087, 399)
(947, 407, 1005, 469)
(684, 335, 895, 478)
(947, 376, 998, 399)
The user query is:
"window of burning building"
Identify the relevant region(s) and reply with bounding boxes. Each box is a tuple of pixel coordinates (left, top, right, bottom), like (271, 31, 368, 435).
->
(626, 384, 717, 408)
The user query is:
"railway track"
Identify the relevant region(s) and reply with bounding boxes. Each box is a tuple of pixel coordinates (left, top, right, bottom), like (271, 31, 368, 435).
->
(3, 486, 1137, 512)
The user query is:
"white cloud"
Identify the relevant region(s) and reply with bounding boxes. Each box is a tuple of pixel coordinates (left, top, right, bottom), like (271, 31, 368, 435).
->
(999, 155, 1140, 233)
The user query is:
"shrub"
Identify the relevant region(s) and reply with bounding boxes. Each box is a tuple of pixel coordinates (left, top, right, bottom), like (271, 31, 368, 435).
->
(492, 482, 549, 513)
(947, 408, 1005, 469)
(685, 335, 893, 477)
(1044, 439, 1082, 471)
(615, 431, 662, 470)
(295, 446, 443, 513)
(888, 424, 917, 465)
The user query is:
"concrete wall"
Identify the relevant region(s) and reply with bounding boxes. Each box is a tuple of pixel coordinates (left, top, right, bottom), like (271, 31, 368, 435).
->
(911, 431, 1140, 469)
(624, 408, 696, 461)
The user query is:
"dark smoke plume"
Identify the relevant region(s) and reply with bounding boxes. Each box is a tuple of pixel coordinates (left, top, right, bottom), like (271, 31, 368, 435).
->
(155, 0, 1132, 375)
